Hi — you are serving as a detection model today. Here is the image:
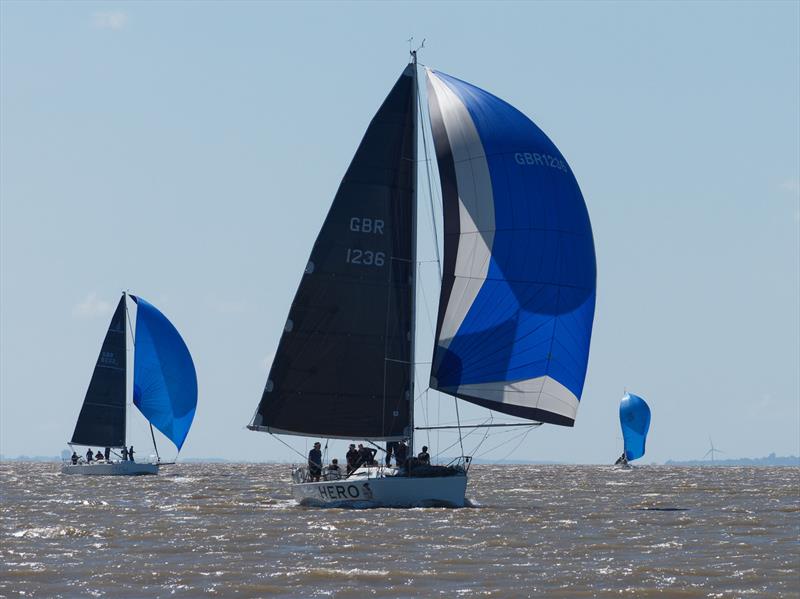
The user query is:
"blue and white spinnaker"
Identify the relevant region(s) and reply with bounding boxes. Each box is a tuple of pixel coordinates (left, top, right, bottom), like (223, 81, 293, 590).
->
(426, 69, 596, 427)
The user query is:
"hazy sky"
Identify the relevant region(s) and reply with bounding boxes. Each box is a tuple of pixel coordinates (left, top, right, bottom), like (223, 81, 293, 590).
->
(1, 1, 798, 464)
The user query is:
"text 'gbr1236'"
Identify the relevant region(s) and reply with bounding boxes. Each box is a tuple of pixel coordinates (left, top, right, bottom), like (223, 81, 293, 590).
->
(346, 217, 386, 267)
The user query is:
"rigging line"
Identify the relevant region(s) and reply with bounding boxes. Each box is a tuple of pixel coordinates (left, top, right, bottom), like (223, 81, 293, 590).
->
(470, 415, 494, 458)
(417, 263, 437, 339)
(269, 432, 308, 463)
(497, 427, 535, 462)
(474, 426, 535, 459)
(454, 392, 465, 457)
(424, 388, 431, 450)
(436, 416, 492, 456)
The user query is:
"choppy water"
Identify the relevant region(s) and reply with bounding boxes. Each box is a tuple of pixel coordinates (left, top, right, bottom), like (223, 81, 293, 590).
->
(1, 463, 798, 598)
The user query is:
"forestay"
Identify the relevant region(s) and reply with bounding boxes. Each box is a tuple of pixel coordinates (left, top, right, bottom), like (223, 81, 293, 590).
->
(426, 69, 596, 426)
(132, 296, 197, 451)
(249, 65, 417, 440)
(71, 295, 127, 447)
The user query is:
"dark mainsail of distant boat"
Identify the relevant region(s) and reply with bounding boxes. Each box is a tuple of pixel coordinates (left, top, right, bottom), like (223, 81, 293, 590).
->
(132, 295, 198, 451)
(70, 295, 127, 448)
(249, 65, 417, 440)
(426, 69, 596, 427)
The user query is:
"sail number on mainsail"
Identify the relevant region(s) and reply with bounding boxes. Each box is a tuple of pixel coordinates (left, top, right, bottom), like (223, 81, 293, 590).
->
(345, 216, 387, 267)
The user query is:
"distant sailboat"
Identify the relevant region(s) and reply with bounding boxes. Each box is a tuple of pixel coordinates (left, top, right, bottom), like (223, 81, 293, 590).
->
(615, 392, 651, 467)
(62, 293, 197, 476)
(248, 51, 596, 506)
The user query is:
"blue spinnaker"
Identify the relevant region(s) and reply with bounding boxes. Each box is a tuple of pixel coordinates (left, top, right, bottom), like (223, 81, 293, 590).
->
(426, 69, 596, 426)
(619, 393, 651, 461)
(132, 296, 197, 451)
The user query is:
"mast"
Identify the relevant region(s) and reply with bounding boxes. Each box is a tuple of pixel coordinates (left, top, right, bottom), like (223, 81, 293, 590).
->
(408, 49, 419, 453)
(123, 291, 128, 448)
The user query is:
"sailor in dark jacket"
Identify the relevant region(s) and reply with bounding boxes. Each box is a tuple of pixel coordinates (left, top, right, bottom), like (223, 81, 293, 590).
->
(357, 444, 377, 468)
(417, 446, 431, 465)
(85, 448, 94, 463)
(346, 444, 359, 475)
(394, 440, 408, 468)
(308, 442, 322, 482)
(71, 452, 79, 465)
(104, 447, 111, 462)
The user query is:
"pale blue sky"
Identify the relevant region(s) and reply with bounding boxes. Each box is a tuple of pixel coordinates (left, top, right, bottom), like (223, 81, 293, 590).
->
(1, 1, 798, 464)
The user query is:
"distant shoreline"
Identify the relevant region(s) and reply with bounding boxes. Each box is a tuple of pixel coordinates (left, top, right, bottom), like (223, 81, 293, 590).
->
(2, 454, 798, 466)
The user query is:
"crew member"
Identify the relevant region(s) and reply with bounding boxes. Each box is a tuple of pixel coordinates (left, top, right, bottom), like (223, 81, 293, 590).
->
(346, 444, 359, 475)
(327, 458, 341, 479)
(395, 440, 408, 469)
(95, 450, 104, 461)
(308, 442, 322, 482)
(417, 445, 430, 466)
(71, 451, 79, 465)
(104, 447, 111, 462)
(385, 441, 398, 467)
(85, 448, 94, 463)
(358, 444, 377, 468)
(128, 446, 135, 462)
(121, 446, 129, 461)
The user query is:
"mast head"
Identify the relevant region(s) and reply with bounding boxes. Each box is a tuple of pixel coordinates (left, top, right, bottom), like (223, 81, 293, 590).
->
(408, 37, 425, 64)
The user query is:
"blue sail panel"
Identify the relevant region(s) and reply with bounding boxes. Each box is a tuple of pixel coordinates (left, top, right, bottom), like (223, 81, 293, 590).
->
(619, 393, 651, 461)
(132, 296, 197, 451)
(426, 69, 596, 426)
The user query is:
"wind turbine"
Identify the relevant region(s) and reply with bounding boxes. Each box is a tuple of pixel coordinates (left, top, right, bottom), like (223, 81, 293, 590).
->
(703, 437, 725, 463)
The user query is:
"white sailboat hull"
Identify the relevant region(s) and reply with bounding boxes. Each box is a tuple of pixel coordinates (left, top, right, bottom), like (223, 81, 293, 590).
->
(292, 468, 468, 508)
(61, 461, 159, 476)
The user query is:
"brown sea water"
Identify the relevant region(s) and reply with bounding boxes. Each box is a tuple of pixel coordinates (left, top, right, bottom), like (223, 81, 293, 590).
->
(1, 463, 798, 598)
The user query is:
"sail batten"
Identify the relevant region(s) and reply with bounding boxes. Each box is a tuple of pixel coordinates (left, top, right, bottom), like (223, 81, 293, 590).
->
(250, 65, 417, 440)
(70, 295, 127, 448)
(426, 68, 596, 427)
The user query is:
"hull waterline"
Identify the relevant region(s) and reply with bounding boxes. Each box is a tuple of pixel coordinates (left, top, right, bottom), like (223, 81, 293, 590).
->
(61, 462, 159, 476)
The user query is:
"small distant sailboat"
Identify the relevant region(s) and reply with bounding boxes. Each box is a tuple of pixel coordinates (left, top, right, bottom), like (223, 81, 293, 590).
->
(615, 392, 651, 468)
(248, 50, 597, 507)
(62, 293, 197, 476)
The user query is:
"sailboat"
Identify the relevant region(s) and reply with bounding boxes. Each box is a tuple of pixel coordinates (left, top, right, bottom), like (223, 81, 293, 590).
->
(62, 292, 198, 476)
(614, 392, 651, 468)
(248, 51, 596, 507)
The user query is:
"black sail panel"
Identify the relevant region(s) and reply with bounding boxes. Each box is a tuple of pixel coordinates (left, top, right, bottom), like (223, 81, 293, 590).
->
(71, 295, 127, 447)
(250, 66, 416, 440)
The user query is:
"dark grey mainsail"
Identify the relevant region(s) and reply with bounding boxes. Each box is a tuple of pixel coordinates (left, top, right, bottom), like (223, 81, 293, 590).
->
(71, 294, 127, 447)
(249, 65, 417, 440)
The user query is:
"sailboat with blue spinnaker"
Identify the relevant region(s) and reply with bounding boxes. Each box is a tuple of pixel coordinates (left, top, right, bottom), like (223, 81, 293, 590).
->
(615, 392, 651, 468)
(62, 293, 197, 476)
(248, 52, 597, 506)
